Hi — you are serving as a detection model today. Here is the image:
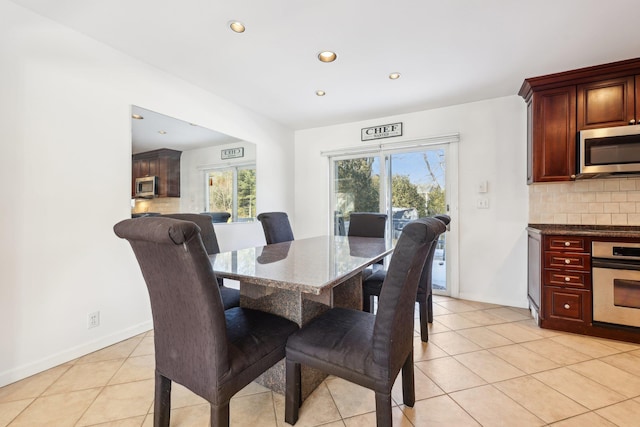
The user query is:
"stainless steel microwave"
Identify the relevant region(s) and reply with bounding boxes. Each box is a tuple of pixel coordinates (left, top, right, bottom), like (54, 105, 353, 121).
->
(578, 125, 640, 178)
(135, 176, 157, 198)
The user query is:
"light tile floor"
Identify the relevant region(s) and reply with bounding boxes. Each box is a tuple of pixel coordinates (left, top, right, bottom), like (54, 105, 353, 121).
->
(2, 296, 640, 426)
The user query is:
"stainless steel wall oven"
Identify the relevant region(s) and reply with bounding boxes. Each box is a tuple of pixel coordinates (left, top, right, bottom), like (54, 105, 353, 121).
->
(592, 241, 640, 328)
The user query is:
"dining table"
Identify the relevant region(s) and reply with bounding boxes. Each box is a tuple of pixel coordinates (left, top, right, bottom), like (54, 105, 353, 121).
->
(209, 235, 393, 398)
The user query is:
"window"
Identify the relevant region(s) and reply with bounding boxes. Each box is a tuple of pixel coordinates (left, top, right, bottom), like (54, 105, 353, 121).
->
(205, 165, 256, 222)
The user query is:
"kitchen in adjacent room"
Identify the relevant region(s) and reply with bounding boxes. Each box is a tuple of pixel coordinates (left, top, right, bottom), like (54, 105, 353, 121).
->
(130, 106, 256, 222)
(522, 57, 640, 343)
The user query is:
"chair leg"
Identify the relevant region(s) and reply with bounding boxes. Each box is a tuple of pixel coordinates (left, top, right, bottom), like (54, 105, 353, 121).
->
(427, 293, 433, 323)
(374, 391, 392, 427)
(285, 359, 301, 425)
(363, 291, 370, 312)
(210, 402, 230, 427)
(154, 371, 171, 427)
(363, 292, 377, 314)
(418, 300, 429, 342)
(401, 351, 415, 407)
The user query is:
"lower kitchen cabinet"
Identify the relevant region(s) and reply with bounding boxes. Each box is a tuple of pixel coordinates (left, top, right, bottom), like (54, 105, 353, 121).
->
(527, 226, 640, 343)
(544, 287, 591, 324)
(527, 230, 592, 331)
(541, 234, 592, 329)
(527, 229, 542, 316)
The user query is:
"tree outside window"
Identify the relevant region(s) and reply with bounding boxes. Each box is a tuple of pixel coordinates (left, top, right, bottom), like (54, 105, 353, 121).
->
(206, 166, 256, 222)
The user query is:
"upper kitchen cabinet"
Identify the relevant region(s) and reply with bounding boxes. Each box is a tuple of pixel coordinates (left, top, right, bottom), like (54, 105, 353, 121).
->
(520, 57, 640, 184)
(577, 76, 637, 130)
(527, 86, 577, 183)
(132, 148, 181, 197)
(132, 156, 158, 181)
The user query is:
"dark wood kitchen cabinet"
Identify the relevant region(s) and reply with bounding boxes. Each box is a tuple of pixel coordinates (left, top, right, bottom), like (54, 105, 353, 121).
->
(520, 57, 640, 184)
(528, 226, 640, 344)
(528, 231, 593, 333)
(527, 229, 542, 317)
(132, 157, 158, 181)
(525, 86, 577, 183)
(132, 149, 181, 197)
(541, 235, 592, 330)
(577, 75, 638, 130)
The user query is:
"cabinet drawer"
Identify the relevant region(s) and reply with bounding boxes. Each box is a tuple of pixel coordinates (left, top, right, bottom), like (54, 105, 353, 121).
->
(544, 252, 590, 271)
(544, 288, 591, 322)
(545, 237, 587, 252)
(543, 270, 590, 289)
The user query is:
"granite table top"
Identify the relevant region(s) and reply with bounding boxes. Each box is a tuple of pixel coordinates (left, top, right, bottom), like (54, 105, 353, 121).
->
(209, 235, 393, 295)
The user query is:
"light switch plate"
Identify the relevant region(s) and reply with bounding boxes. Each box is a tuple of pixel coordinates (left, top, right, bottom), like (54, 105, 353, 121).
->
(477, 198, 489, 209)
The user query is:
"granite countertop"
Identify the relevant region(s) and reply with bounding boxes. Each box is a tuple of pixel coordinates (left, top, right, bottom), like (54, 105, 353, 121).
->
(528, 224, 640, 239)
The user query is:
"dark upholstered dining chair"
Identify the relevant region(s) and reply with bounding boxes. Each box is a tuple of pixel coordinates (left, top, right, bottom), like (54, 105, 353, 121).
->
(362, 215, 449, 342)
(285, 218, 441, 427)
(347, 212, 387, 238)
(201, 211, 231, 223)
(162, 213, 221, 254)
(347, 212, 388, 274)
(162, 213, 239, 310)
(114, 217, 298, 427)
(257, 212, 294, 244)
(429, 214, 452, 322)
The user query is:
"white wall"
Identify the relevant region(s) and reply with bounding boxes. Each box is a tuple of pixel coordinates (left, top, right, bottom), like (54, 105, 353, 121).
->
(294, 96, 529, 307)
(0, 0, 293, 386)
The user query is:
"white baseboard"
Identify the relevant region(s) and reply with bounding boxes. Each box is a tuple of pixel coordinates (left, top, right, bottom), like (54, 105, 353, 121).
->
(0, 320, 153, 388)
(456, 292, 529, 310)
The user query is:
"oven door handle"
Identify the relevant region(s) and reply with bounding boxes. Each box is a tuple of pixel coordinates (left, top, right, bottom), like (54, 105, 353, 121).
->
(593, 258, 640, 271)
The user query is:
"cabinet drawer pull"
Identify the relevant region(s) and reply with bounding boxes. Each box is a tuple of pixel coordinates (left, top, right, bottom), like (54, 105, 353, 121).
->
(564, 303, 571, 309)
(564, 241, 571, 247)
(565, 259, 571, 264)
(565, 276, 571, 282)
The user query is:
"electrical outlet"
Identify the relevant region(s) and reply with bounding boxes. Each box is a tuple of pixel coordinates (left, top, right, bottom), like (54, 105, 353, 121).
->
(87, 311, 100, 329)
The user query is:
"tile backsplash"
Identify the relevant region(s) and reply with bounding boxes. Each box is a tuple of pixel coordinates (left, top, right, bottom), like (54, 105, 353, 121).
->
(529, 178, 640, 225)
(131, 197, 180, 215)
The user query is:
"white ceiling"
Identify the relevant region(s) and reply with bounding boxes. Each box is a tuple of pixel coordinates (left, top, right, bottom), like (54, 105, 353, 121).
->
(10, 0, 640, 131)
(131, 106, 239, 154)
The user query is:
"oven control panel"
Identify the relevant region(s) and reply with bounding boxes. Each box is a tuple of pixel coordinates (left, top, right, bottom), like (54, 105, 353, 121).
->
(593, 241, 640, 261)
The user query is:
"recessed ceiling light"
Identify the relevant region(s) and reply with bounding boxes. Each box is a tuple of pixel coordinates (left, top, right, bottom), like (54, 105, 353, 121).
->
(229, 21, 245, 33)
(158, 130, 167, 135)
(389, 73, 401, 80)
(315, 90, 326, 96)
(318, 51, 337, 63)
(131, 114, 144, 120)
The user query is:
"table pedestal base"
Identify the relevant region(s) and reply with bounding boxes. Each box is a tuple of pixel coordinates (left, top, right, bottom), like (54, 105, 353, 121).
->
(240, 273, 363, 398)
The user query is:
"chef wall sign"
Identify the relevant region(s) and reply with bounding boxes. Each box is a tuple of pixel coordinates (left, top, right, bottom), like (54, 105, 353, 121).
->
(361, 122, 402, 141)
(221, 147, 244, 160)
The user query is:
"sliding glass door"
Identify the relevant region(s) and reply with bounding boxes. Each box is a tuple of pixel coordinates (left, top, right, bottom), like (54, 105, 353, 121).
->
(330, 143, 452, 294)
(388, 148, 448, 292)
